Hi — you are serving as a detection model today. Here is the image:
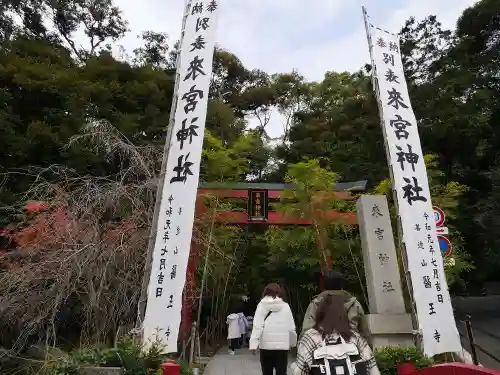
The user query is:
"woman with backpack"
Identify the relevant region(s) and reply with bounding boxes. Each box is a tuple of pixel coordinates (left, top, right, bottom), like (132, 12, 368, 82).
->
(249, 283, 297, 375)
(291, 294, 380, 375)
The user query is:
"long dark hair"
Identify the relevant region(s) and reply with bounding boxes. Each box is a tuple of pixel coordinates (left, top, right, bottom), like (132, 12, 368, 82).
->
(261, 283, 284, 300)
(314, 294, 352, 341)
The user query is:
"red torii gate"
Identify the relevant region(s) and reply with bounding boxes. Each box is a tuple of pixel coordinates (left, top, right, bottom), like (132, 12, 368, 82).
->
(180, 181, 367, 339)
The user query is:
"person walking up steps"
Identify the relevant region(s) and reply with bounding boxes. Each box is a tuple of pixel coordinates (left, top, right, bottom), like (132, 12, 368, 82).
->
(302, 271, 366, 338)
(250, 283, 297, 375)
(237, 311, 249, 347)
(227, 308, 242, 355)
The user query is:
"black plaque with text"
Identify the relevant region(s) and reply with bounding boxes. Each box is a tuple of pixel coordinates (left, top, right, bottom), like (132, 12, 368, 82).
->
(248, 190, 268, 221)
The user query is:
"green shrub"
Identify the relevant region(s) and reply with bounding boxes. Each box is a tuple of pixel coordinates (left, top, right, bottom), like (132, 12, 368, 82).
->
(23, 336, 194, 375)
(375, 347, 433, 375)
(178, 359, 194, 375)
(71, 335, 171, 375)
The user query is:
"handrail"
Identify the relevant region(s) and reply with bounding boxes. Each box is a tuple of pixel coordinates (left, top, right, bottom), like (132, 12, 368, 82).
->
(460, 316, 500, 364)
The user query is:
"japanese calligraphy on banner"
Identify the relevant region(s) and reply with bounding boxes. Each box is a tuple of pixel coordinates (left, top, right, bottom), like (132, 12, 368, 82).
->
(142, 0, 219, 351)
(366, 23, 461, 357)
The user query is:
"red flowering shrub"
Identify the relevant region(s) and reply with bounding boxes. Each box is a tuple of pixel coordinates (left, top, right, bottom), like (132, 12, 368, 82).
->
(0, 184, 151, 348)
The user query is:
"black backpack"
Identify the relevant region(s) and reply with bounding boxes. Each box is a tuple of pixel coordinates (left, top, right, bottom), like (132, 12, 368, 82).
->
(309, 335, 369, 375)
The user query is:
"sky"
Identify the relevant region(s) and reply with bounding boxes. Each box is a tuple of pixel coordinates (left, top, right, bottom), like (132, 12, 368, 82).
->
(109, 0, 479, 139)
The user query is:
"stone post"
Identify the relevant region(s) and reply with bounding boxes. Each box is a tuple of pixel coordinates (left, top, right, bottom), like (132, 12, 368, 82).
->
(356, 195, 414, 349)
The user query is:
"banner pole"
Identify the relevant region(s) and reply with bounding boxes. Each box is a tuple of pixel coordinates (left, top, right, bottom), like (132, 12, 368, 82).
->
(136, 0, 193, 335)
(361, 5, 422, 351)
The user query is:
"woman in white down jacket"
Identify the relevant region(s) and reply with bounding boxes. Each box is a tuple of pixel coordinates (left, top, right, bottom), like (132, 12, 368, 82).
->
(250, 283, 297, 375)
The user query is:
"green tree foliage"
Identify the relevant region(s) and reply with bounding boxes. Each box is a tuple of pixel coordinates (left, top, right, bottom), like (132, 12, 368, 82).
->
(0, 37, 176, 213)
(278, 159, 343, 263)
(132, 31, 170, 69)
(277, 72, 387, 185)
(0, 0, 128, 57)
(200, 129, 272, 182)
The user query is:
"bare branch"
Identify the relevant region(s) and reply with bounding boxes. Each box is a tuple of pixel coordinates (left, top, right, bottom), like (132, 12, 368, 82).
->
(0, 120, 159, 348)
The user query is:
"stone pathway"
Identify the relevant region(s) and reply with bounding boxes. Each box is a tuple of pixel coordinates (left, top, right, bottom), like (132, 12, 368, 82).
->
(202, 348, 293, 375)
(202, 324, 500, 374)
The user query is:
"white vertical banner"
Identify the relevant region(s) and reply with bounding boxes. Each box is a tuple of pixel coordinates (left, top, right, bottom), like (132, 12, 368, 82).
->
(364, 17, 461, 356)
(142, 0, 219, 351)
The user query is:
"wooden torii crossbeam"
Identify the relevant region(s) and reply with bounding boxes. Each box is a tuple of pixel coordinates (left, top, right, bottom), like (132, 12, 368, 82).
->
(196, 181, 367, 224)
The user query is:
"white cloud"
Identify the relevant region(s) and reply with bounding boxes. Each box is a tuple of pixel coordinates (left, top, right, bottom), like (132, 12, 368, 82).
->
(109, 0, 478, 138)
(257, 0, 477, 81)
